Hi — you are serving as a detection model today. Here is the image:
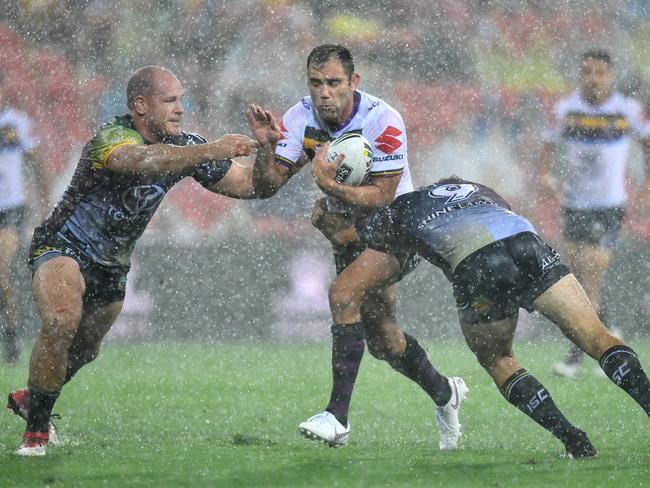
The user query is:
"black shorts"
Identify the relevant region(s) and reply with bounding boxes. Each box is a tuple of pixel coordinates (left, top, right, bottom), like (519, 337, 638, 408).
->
(29, 233, 128, 306)
(561, 207, 625, 249)
(452, 232, 570, 324)
(0, 206, 26, 230)
(333, 242, 420, 279)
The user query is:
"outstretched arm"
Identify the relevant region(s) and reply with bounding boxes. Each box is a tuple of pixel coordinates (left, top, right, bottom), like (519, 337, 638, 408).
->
(106, 134, 257, 176)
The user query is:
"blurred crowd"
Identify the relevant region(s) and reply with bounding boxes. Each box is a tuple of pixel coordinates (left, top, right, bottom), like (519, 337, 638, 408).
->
(2, 0, 650, 241)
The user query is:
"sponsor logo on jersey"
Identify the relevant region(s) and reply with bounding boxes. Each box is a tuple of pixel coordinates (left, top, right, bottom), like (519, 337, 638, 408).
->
(417, 199, 497, 230)
(372, 153, 404, 163)
(563, 112, 629, 141)
(374, 126, 403, 154)
(121, 184, 165, 217)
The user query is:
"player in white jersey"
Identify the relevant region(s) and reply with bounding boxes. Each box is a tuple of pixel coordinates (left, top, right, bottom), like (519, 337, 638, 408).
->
(537, 50, 650, 377)
(0, 76, 49, 364)
(247, 45, 462, 449)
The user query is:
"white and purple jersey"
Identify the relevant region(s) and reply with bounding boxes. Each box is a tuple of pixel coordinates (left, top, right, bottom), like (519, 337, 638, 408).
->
(276, 90, 413, 200)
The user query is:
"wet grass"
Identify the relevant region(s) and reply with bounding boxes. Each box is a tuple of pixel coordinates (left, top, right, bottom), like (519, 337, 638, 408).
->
(1, 339, 649, 487)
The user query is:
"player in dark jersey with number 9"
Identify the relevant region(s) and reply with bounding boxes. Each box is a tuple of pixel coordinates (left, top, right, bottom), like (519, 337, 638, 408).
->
(310, 167, 650, 458)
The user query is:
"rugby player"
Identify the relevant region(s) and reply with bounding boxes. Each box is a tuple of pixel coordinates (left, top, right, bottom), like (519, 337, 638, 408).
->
(0, 73, 50, 364)
(309, 162, 650, 458)
(7, 66, 260, 456)
(246, 44, 466, 449)
(538, 50, 650, 377)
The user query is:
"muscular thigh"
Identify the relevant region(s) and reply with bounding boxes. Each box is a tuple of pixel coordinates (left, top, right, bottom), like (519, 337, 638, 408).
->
(32, 256, 86, 324)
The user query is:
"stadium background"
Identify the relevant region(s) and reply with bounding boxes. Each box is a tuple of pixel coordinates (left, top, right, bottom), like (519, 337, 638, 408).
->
(2, 0, 650, 342)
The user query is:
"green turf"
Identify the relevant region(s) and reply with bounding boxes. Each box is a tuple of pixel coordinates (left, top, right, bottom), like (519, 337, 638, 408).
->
(1, 339, 649, 487)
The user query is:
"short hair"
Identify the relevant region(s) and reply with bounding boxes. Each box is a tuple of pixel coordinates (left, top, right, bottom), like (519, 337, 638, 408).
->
(126, 66, 172, 110)
(581, 49, 613, 67)
(307, 44, 355, 80)
(434, 175, 468, 186)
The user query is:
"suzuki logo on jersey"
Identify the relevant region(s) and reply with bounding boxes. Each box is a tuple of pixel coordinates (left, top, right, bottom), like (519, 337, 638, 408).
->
(612, 361, 630, 385)
(526, 389, 549, 413)
(375, 126, 403, 154)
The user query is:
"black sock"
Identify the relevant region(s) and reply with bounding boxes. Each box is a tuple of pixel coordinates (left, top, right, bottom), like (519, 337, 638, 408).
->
(386, 333, 450, 406)
(501, 369, 578, 445)
(26, 384, 60, 433)
(599, 345, 650, 415)
(325, 323, 365, 426)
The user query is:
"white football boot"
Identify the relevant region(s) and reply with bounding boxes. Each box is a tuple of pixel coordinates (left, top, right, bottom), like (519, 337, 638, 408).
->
(436, 376, 469, 450)
(298, 411, 350, 448)
(552, 361, 579, 378)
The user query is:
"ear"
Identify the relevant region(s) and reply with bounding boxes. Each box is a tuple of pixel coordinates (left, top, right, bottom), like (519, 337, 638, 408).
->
(133, 96, 147, 116)
(351, 73, 361, 90)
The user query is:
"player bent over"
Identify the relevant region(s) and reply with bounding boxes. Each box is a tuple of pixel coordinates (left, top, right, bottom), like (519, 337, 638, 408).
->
(6, 66, 261, 456)
(311, 159, 650, 457)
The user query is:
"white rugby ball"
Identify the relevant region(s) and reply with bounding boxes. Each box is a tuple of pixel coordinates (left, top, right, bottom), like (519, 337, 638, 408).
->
(326, 132, 373, 186)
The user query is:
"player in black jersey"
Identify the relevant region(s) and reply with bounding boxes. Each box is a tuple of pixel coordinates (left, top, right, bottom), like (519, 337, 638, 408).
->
(8, 66, 261, 457)
(311, 151, 650, 458)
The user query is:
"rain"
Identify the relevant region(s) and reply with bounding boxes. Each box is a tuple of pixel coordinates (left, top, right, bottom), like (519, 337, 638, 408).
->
(0, 0, 649, 485)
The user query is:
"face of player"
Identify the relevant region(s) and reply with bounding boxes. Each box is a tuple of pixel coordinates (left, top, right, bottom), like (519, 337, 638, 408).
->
(142, 71, 184, 141)
(308, 59, 360, 127)
(579, 57, 614, 105)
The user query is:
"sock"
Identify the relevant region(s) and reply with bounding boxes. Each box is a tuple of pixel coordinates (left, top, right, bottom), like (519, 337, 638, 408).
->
(599, 345, 650, 415)
(501, 369, 578, 445)
(26, 384, 60, 433)
(386, 333, 451, 406)
(325, 323, 365, 426)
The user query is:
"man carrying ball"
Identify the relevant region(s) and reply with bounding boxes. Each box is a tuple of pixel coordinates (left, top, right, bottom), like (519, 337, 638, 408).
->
(246, 44, 467, 450)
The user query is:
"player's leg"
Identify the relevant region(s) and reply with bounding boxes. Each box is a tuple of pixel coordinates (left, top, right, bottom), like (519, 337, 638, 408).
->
(64, 300, 123, 385)
(0, 224, 21, 363)
(460, 315, 597, 458)
(553, 208, 621, 376)
(13, 255, 86, 456)
(534, 274, 650, 415)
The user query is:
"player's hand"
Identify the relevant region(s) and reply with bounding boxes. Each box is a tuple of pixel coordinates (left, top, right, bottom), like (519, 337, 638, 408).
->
(311, 197, 353, 245)
(311, 142, 341, 192)
(212, 134, 258, 159)
(245, 104, 282, 146)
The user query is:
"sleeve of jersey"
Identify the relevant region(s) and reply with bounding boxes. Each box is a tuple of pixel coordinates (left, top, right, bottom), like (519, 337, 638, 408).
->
(627, 99, 650, 139)
(89, 125, 144, 170)
(192, 159, 234, 188)
(274, 105, 306, 169)
(358, 206, 399, 253)
(367, 112, 408, 178)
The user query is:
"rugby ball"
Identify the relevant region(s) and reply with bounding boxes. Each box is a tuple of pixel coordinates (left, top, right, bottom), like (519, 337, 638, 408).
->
(326, 133, 373, 186)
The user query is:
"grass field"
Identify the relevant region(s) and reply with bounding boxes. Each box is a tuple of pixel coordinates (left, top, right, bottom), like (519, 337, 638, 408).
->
(1, 339, 649, 487)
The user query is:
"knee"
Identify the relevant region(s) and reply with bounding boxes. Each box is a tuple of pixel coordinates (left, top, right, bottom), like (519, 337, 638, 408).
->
(329, 281, 359, 311)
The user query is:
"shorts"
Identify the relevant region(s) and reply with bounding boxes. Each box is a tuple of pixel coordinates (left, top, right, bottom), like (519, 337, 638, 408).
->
(29, 232, 128, 305)
(452, 232, 570, 324)
(0, 206, 26, 230)
(332, 242, 420, 279)
(561, 207, 625, 249)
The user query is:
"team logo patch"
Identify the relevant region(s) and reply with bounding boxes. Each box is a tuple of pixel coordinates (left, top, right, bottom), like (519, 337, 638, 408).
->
(374, 126, 403, 154)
